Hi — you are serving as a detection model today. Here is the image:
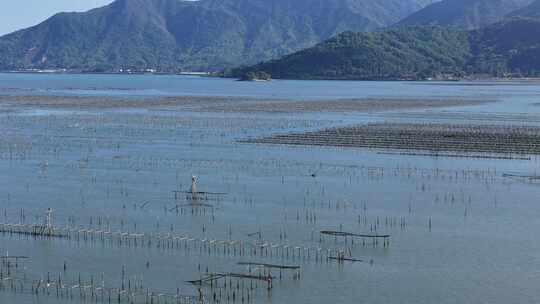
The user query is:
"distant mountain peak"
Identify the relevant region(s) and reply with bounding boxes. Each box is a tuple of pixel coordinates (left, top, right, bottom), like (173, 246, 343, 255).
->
(0, 0, 434, 72)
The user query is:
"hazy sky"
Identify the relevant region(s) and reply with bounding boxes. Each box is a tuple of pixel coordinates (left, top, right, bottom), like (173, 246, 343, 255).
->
(0, 0, 113, 36)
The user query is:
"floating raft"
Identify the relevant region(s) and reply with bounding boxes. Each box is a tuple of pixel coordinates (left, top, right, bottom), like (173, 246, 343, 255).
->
(188, 273, 273, 285)
(328, 256, 364, 263)
(173, 190, 227, 202)
(237, 262, 300, 270)
(320, 231, 390, 239)
(502, 173, 540, 181)
(247, 231, 262, 238)
(321, 230, 390, 247)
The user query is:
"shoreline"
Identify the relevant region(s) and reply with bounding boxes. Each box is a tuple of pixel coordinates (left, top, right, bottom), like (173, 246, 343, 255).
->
(2, 71, 540, 82)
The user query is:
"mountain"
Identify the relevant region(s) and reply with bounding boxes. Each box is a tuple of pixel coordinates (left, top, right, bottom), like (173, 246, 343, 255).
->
(398, 0, 534, 29)
(469, 17, 540, 75)
(0, 0, 434, 72)
(509, 0, 540, 17)
(229, 17, 540, 80)
(229, 26, 471, 80)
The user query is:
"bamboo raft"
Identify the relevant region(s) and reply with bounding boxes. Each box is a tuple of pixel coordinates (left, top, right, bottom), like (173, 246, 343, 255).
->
(502, 173, 540, 181)
(320, 231, 390, 239)
(188, 273, 273, 285)
(328, 256, 364, 263)
(320, 230, 390, 247)
(237, 262, 301, 281)
(237, 262, 300, 270)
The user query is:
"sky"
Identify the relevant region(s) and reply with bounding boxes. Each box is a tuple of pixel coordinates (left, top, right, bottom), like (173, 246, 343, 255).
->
(0, 0, 113, 36)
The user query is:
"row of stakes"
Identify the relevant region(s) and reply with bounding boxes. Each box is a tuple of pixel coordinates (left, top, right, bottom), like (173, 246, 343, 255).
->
(0, 273, 200, 304)
(0, 221, 390, 262)
(0, 265, 283, 304)
(0, 252, 299, 304)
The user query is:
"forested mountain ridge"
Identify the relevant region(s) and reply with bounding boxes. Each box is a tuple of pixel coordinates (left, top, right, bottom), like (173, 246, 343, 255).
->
(398, 0, 534, 29)
(469, 17, 540, 75)
(229, 17, 540, 80)
(508, 0, 540, 18)
(0, 0, 434, 72)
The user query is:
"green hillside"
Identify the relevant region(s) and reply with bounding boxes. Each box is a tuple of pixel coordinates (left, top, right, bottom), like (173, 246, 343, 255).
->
(230, 17, 540, 80)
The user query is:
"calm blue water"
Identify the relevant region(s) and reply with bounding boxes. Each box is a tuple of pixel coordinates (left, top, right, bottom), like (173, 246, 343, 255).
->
(0, 73, 539, 304)
(0, 72, 535, 100)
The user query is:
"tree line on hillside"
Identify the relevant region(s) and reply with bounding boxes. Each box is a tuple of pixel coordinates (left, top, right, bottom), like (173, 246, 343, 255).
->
(227, 17, 540, 80)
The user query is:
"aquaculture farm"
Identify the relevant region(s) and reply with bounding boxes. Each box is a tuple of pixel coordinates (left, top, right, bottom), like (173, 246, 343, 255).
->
(0, 74, 539, 304)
